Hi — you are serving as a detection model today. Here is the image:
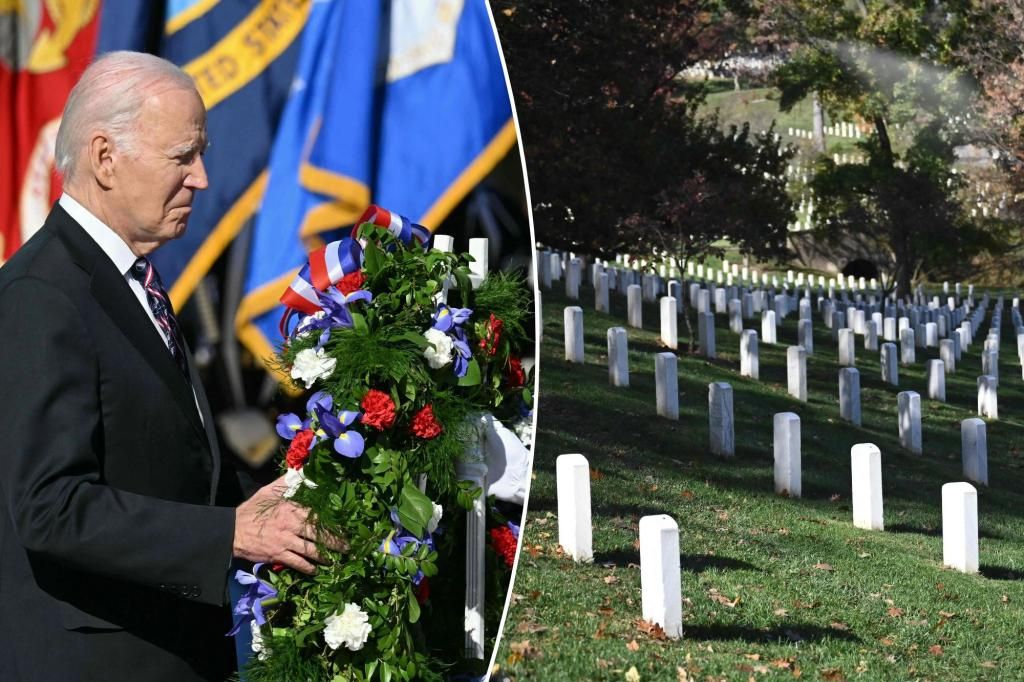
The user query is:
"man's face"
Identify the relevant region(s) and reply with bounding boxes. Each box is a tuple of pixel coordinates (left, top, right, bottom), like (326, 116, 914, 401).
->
(109, 86, 209, 254)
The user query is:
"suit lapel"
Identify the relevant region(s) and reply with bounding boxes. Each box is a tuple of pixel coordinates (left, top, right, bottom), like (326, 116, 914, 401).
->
(50, 205, 209, 445)
(184, 342, 222, 504)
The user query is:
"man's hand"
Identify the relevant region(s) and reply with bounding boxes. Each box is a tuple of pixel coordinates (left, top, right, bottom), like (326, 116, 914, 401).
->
(232, 476, 345, 574)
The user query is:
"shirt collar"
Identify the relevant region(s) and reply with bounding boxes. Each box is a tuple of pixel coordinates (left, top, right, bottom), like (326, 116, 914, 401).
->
(59, 193, 138, 277)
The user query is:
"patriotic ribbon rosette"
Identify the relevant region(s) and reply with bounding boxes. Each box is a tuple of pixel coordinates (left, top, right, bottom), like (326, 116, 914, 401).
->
(233, 205, 533, 682)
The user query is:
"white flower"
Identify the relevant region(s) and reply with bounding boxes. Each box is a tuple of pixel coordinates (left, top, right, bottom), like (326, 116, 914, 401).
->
(250, 620, 268, 661)
(427, 501, 443, 534)
(290, 347, 337, 388)
(324, 602, 372, 651)
(295, 311, 326, 338)
(423, 328, 454, 369)
(282, 466, 318, 499)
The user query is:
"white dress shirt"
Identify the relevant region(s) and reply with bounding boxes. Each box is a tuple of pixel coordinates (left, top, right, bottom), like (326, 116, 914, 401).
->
(59, 193, 203, 423)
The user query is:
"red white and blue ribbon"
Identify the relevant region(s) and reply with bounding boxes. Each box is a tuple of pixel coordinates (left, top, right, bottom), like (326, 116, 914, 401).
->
(279, 205, 432, 336)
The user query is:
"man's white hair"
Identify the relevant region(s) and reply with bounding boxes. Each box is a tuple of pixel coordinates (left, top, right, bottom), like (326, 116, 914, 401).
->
(55, 51, 199, 183)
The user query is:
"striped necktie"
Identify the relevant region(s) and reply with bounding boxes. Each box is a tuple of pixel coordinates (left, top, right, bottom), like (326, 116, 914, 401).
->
(130, 257, 190, 378)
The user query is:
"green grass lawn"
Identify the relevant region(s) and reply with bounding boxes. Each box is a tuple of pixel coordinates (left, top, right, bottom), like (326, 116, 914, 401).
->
(494, 282, 1024, 681)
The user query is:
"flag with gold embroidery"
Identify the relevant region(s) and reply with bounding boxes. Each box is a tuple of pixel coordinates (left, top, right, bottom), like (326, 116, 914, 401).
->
(95, 0, 310, 308)
(234, 0, 516, 370)
(0, 0, 100, 264)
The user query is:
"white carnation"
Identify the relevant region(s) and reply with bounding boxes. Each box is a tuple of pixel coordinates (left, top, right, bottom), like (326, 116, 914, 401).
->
(423, 328, 454, 369)
(290, 347, 337, 388)
(324, 602, 372, 652)
(426, 501, 443, 534)
(250, 620, 268, 661)
(282, 466, 318, 499)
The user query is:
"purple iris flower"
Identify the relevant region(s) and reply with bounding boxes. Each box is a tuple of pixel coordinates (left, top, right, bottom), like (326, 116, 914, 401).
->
(451, 330, 472, 378)
(315, 404, 365, 458)
(431, 304, 473, 333)
(508, 521, 520, 540)
(320, 288, 374, 329)
(275, 413, 304, 440)
(306, 391, 333, 414)
(227, 563, 277, 636)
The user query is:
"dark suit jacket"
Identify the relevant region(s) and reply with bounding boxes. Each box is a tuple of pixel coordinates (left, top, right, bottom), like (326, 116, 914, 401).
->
(0, 204, 239, 680)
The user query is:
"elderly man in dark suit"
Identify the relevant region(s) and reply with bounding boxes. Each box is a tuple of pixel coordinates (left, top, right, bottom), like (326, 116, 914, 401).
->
(0, 51, 328, 680)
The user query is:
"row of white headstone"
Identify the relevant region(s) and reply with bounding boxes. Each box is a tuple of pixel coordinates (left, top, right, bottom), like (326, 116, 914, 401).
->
(555, 450, 981, 641)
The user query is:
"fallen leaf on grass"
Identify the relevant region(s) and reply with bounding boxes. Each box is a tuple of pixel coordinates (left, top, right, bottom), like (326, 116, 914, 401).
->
(793, 599, 819, 609)
(604, 575, 619, 585)
(887, 607, 904, 618)
(744, 653, 761, 661)
(626, 639, 640, 651)
(814, 562, 834, 571)
(771, 658, 793, 669)
(507, 640, 541, 664)
(774, 608, 789, 617)
(708, 588, 740, 608)
(634, 618, 668, 640)
(625, 666, 641, 682)
(676, 667, 689, 681)
(593, 620, 609, 639)
(516, 622, 548, 634)
(590, 468, 605, 480)
(830, 494, 842, 502)
(1001, 595, 1010, 603)
(929, 645, 943, 656)
(982, 661, 998, 669)
(880, 637, 894, 646)
(829, 622, 849, 631)
(681, 490, 695, 500)
(820, 667, 846, 681)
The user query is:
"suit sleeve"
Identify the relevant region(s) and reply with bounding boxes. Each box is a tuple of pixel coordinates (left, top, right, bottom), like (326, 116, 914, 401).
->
(0, 277, 235, 607)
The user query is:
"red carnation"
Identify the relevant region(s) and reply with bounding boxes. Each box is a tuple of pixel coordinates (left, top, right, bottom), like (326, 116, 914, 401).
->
(479, 313, 503, 357)
(410, 404, 442, 439)
(360, 389, 396, 430)
(285, 429, 314, 469)
(506, 356, 526, 388)
(489, 526, 518, 568)
(337, 270, 366, 295)
(415, 577, 431, 604)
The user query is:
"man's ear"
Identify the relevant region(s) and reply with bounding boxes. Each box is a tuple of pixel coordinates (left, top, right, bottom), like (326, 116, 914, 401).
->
(87, 133, 116, 189)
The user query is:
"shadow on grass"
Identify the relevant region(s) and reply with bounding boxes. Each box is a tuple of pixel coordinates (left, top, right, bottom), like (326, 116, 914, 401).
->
(592, 550, 759, 573)
(981, 565, 1024, 581)
(683, 622, 861, 644)
(888, 523, 1006, 540)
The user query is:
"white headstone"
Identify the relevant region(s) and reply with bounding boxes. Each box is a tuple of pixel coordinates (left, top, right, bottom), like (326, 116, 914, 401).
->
(961, 418, 988, 486)
(940, 339, 956, 374)
(639, 515, 682, 639)
(898, 391, 922, 454)
(656, 353, 679, 420)
(839, 328, 856, 366)
(698, 311, 716, 359)
(977, 375, 998, 420)
(728, 299, 743, 334)
(595, 273, 610, 313)
(851, 443, 884, 530)
(660, 297, 678, 350)
(880, 343, 898, 385)
(564, 307, 584, 363)
(740, 330, 759, 380)
(774, 412, 801, 497)
(556, 454, 593, 562)
(927, 360, 946, 402)
(900, 327, 916, 365)
(709, 382, 735, 456)
(942, 482, 979, 574)
(787, 346, 807, 402)
(840, 367, 861, 426)
(925, 322, 938, 348)
(607, 327, 629, 387)
(627, 285, 643, 328)
(761, 310, 778, 344)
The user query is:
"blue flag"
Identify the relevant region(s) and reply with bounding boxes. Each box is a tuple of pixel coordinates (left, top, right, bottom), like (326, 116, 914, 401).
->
(235, 0, 517, 369)
(96, 0, 310, 308)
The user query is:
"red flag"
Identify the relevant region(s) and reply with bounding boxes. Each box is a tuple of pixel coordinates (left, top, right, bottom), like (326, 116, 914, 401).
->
(1, 1, 100, 264)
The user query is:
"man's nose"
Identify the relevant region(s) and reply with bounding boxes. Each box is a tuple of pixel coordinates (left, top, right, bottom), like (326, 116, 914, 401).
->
(186, 155, 209, 190)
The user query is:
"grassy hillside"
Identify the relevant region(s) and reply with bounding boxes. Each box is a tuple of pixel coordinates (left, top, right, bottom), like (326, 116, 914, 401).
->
(493, 282, 1024, 681)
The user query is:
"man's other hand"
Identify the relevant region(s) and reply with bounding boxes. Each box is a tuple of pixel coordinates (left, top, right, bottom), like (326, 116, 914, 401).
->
(232, 476, 345, 574)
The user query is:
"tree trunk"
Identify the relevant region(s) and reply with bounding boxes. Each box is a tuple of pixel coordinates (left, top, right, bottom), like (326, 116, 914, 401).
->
(675, 256, 695, 353)
(812, 92, 826, 153)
